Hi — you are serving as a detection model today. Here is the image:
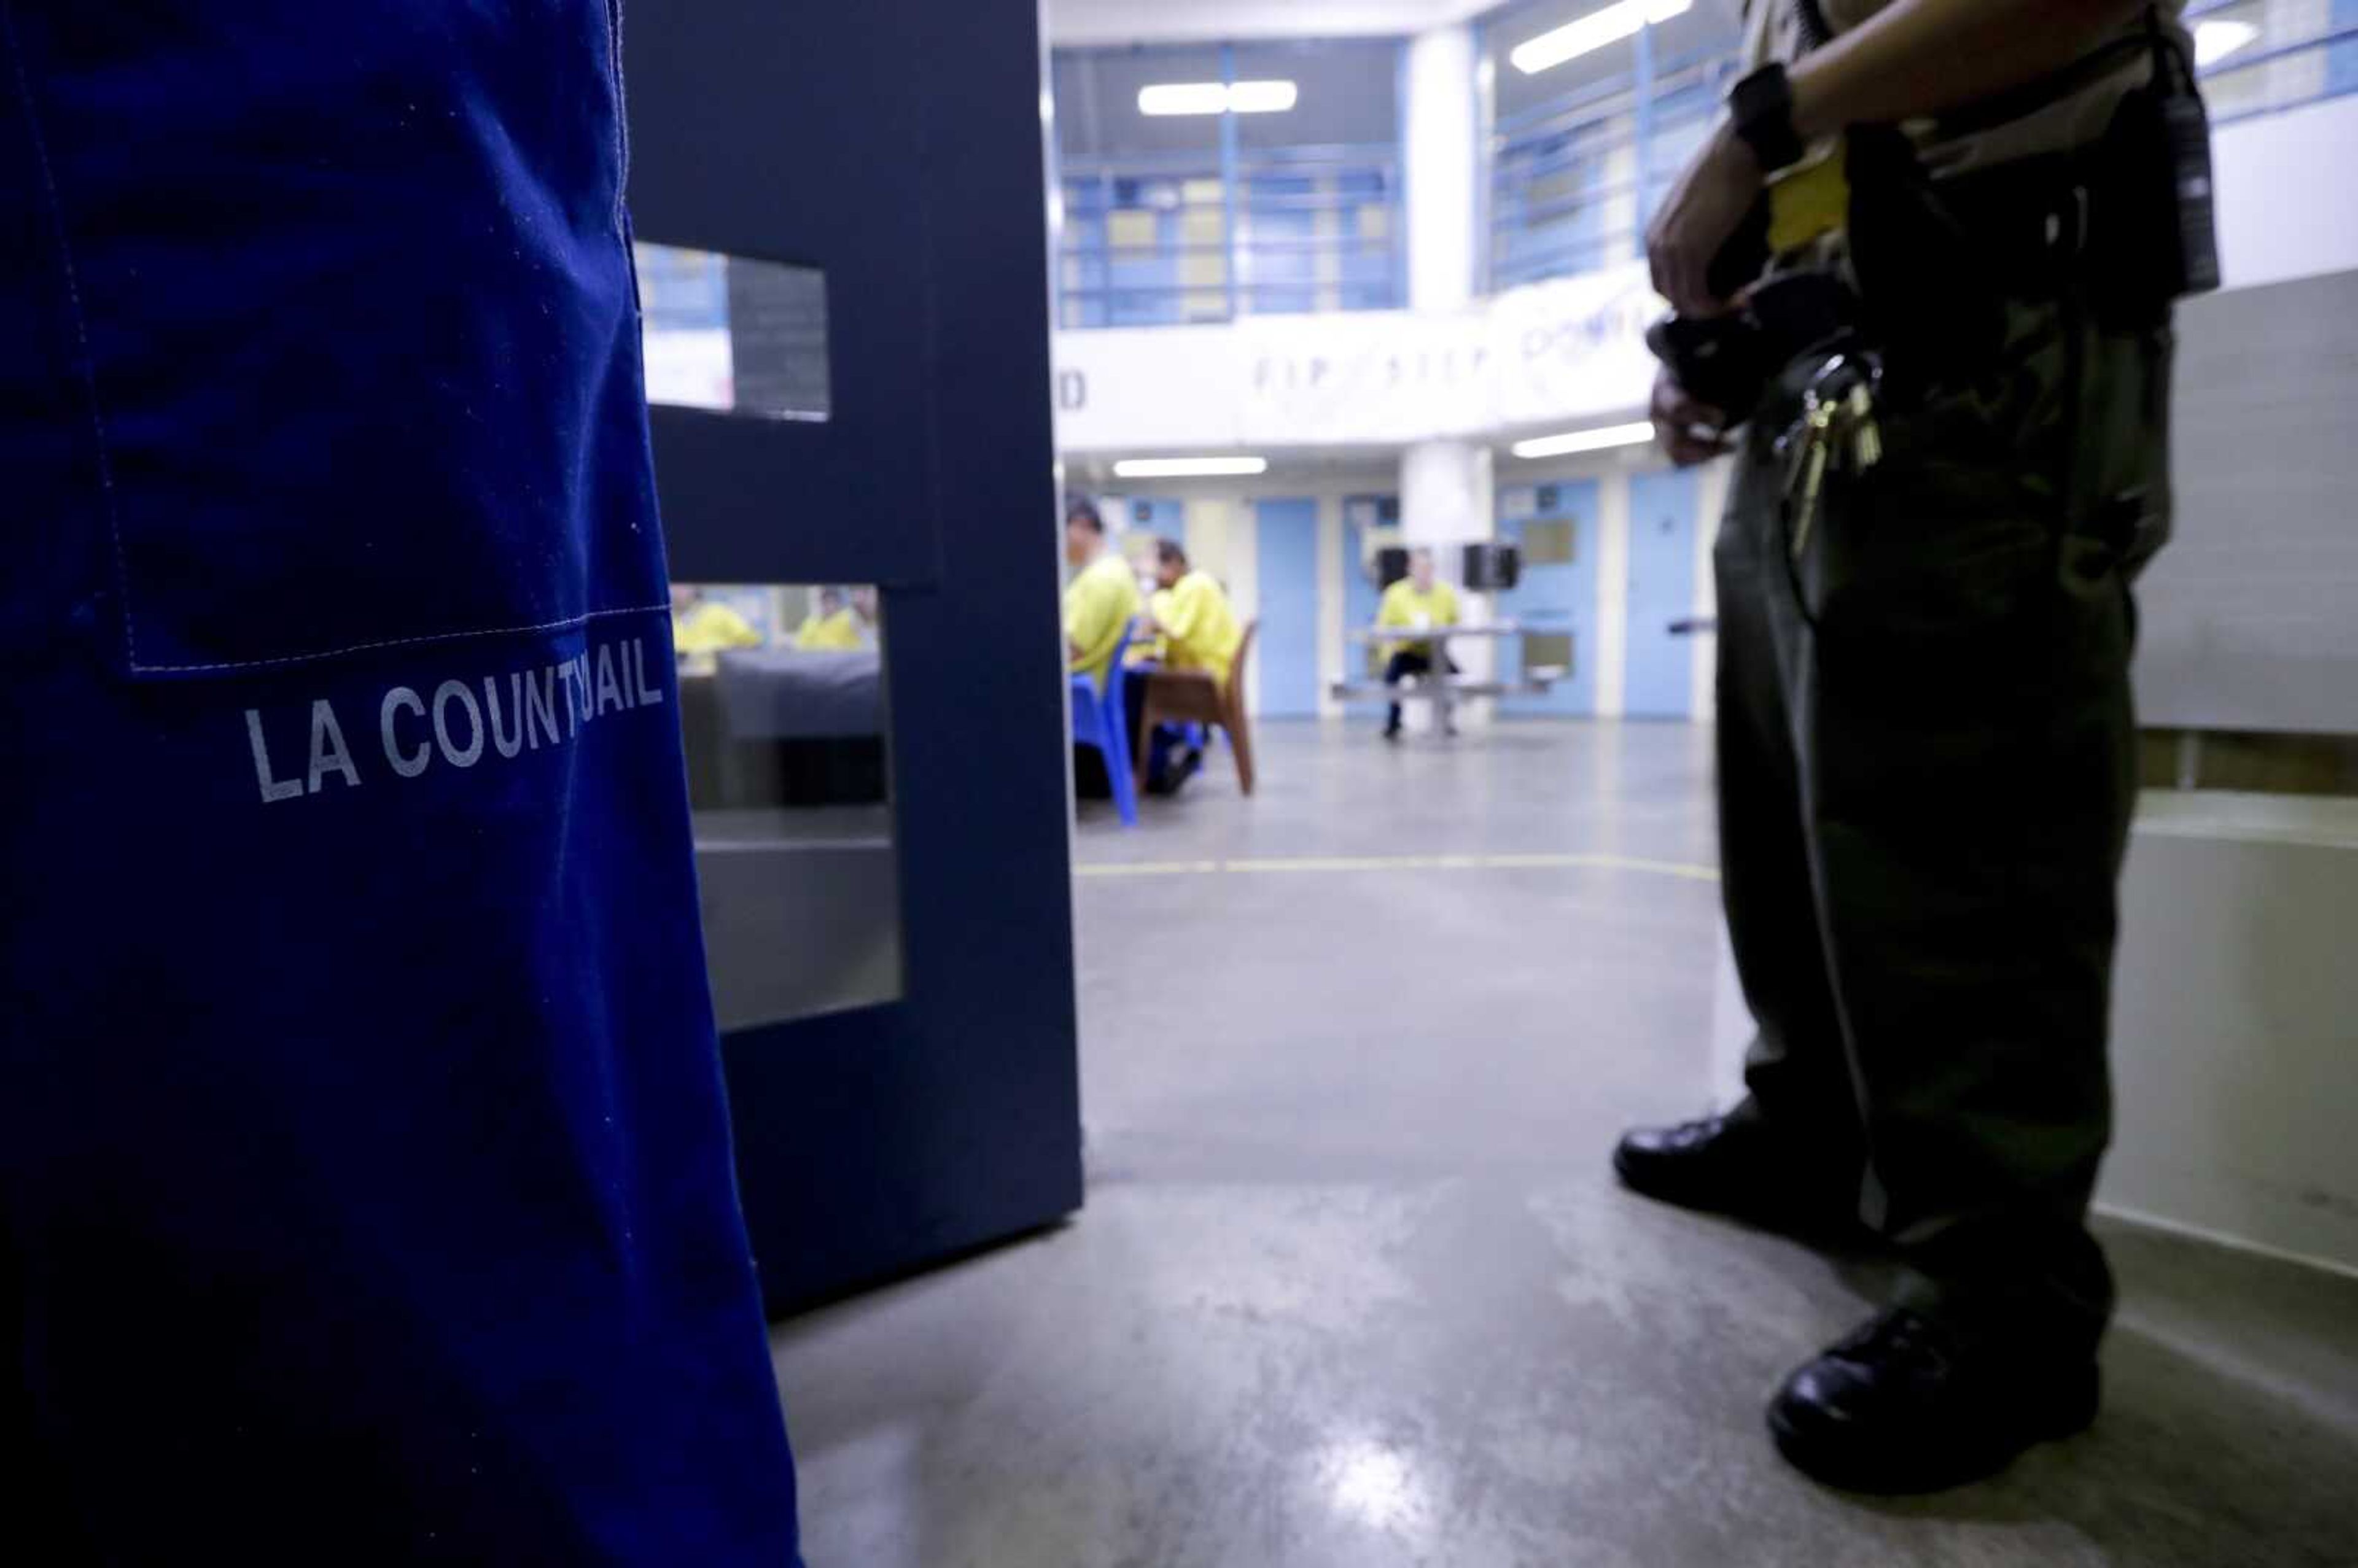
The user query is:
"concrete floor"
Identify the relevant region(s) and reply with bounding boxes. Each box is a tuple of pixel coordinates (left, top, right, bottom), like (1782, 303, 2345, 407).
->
(773, 720, 2358, 1567)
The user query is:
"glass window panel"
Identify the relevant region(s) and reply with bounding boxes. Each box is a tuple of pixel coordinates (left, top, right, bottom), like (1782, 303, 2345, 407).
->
(671, 582, 903, 1028)
(1523, 631, 1574, 674)
(1522, 519, 1576, 565)
(634, 246, 830, 422)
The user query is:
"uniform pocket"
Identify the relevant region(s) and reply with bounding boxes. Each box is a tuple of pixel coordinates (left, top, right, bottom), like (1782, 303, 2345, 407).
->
(6, 3, 664, 680)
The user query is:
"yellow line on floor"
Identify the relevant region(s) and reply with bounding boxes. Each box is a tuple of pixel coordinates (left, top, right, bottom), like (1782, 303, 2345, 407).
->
(1076, 852, 1719, 883)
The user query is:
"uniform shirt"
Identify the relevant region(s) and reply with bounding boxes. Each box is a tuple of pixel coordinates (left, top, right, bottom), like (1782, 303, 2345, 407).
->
(1744, 0, 2190, 177)
(1066, 550, 1143, 689)
(1377, 579, 1463, 661)
(795, 607, 868, 651)
(1150, 570, 1244, 686)
(674, 599, 764, 656)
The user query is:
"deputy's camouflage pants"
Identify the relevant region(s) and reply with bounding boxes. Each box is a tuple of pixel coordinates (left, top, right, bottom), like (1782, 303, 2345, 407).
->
(1716, 294, 2175, 1341)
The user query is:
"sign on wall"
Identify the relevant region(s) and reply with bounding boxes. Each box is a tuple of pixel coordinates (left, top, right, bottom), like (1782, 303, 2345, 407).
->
(1051, 261, 1665, 452)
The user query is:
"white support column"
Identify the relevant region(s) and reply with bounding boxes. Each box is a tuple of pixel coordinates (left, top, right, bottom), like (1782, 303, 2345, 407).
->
(1399, 438, 1495, 728)
(1404, 23, 1480, 314)
(1399, 24, 1495, 728)
(1400, 440, 1492, 545)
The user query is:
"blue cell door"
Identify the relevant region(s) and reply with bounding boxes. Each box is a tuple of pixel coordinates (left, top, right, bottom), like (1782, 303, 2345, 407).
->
(1496, 479, 1600, 716)
(1255, 497, 1321, 717)
(1624, 470, 1700, 719)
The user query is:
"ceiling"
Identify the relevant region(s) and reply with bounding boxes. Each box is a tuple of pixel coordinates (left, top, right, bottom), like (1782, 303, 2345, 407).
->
(1047, 0, 1743, 48)
(1053, 39, 1405, 161)
(1045, 0, 1497, 47)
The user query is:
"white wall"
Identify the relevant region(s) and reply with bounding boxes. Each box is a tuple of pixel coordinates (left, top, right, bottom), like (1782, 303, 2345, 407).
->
(1404, 25, 1479, 312)
(2097, 797, 2358, 1275)
(1053, 262, 1659, 455)
(1706, 795, 2358, 1278)
(2212, 91, 2358, 290)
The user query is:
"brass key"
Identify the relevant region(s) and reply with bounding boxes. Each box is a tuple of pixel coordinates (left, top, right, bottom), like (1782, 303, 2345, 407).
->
(1843, 381, 1883, 472)
(1788, 397, 1837, 562)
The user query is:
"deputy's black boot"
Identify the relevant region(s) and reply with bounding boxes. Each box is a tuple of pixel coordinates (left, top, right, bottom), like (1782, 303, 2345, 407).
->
(1612, 1110, 1864, 1242)
(1768, 1304, 2101, 1493)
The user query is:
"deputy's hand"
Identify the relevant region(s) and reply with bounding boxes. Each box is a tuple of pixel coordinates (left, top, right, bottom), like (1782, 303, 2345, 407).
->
(1647, 125, 1764, 318)
(1652, 367, 1732, 468)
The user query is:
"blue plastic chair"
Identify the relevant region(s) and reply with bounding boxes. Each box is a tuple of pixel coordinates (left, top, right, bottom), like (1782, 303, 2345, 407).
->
(1070, 619, 1140, 828)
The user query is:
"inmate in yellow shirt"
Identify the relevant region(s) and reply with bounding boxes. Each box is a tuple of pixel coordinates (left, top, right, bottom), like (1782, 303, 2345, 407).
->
(795, 608, 867, 651)
(1149, 570, 1243, 686)
(673, 599, 763, 656)
(1377, 578, 1461, 661)
(1065, 552, 1142, 689)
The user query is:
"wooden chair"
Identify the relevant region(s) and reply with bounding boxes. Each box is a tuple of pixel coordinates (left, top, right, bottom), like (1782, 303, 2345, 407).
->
(1134, 620, 1258, 797)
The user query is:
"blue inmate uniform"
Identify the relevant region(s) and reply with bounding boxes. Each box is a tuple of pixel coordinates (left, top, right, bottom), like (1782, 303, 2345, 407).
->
(0, 2, 803, 1559)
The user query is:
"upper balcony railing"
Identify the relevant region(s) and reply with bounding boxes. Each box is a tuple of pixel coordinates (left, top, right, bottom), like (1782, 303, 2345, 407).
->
(1056, 142, 1404, 330)
(1482, 0, 2358, 297)
(1051, 39, 1407, 330)
(1485, 34, 1738, 295)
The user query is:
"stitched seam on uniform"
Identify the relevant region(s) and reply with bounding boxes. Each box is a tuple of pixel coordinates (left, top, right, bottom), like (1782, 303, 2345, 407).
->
(599, 0, 663, 551)
(604, 0, 628, 232)
(129, 601, 671, 675)
(3, 1, 135, 667)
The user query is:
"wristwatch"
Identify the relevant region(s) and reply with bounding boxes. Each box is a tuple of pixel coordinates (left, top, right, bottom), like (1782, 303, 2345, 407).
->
(1729, 63, 1806, 175)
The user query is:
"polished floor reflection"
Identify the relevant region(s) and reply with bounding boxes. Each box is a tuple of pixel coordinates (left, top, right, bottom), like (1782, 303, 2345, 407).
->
(775, 720, 2358, 1567)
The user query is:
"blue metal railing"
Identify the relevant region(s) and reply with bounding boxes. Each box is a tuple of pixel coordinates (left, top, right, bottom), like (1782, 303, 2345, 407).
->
(1483, 0, 2358, 296)
(1052, 38, 1406, 331)
(1485, 30, 1739, 294)
(2187, 0, 2358, 125)
(1056, 143, 1404, 329)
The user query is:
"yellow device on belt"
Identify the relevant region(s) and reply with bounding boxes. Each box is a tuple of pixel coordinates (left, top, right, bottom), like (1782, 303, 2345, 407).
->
(1767, 142, 1851, 257)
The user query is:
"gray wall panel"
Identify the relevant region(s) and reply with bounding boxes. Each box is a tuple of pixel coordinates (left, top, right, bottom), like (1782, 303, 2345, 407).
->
(2138, 269, 2358, 733)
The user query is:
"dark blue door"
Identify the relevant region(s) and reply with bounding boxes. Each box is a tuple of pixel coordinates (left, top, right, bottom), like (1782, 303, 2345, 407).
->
(628, 0, 1080, 1312)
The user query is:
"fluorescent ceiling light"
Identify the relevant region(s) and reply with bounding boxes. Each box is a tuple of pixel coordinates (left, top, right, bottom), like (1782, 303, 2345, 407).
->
(2193, 18, 2260, 69)
(1113, 456, 1270, 478)
(1226, 80, 1299, 114)
(1512, 0, 1692, 76)
(1511, 422, 1656, 460)
(1138, 80, 1299, 117)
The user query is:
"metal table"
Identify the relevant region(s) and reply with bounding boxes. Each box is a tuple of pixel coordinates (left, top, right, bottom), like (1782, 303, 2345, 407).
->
(1334, 621, 1562, 737)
